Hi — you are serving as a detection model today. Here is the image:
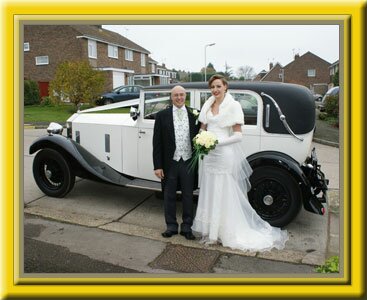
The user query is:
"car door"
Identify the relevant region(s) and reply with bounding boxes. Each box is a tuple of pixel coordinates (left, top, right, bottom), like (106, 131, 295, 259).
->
(197, 90, 262, 157)
(117, 86, 131, 101)
(132, 86, 141, 99)
(136, 91, 172, 181)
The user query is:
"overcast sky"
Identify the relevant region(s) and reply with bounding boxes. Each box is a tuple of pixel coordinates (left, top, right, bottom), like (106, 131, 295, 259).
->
(103, 25, 339, 75)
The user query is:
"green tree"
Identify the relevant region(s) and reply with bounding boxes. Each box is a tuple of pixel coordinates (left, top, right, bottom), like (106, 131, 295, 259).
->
(332, 70, 339, 86)
(191, 72, 204, 82)
(24, 80, 40, 105)
(49, 61, 105, 109)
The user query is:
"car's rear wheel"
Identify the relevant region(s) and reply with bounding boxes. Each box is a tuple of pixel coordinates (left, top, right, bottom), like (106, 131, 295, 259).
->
(33, 148, 75, 198)
(248, 166, 302, 227)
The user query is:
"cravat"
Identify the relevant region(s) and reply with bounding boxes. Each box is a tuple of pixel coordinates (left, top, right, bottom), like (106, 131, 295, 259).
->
(177, 109, 184, 120)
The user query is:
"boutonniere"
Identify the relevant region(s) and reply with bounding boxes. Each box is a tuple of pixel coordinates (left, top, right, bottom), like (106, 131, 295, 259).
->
(192, 109, 199, 125)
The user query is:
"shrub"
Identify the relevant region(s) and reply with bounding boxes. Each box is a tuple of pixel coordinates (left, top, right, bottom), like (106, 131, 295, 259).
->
(318, 112, 327, 120)
(324, 95, 339, 119)
(24, 80, 40, 105)
(40, 96, 54, 106)
(315, 256, 339, 273)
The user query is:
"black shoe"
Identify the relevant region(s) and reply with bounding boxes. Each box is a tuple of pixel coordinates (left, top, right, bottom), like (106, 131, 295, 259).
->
(180, 231, 196, 240)
(161, 230, 178, 238)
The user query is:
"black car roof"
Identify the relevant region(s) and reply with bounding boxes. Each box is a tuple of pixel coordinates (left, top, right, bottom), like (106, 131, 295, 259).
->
(145, 81, 315, 134)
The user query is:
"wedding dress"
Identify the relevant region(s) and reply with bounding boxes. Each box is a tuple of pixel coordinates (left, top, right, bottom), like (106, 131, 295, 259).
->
(192, 100, 288, 252)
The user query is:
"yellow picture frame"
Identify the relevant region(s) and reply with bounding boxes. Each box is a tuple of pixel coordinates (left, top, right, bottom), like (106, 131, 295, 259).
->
(1, 0, 365, 298)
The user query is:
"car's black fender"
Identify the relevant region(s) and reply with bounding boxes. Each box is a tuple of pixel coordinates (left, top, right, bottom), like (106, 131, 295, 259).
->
(29, 134, 133, 186)
(247, 151, 323, 215)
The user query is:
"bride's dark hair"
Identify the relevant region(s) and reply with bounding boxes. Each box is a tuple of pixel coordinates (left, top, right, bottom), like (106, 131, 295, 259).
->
(208, 74, 228, 91)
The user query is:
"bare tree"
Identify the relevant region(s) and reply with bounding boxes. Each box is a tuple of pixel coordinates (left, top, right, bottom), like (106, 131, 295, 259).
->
(223, 61, 234, 79)
(237, 65, 256, 81)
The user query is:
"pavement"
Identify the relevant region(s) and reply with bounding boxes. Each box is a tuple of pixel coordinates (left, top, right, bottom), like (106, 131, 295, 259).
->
(23, 128, 340, 274)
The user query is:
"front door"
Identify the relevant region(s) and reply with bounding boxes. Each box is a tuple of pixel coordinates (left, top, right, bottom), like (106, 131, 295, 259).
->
(38, 82, 49, 98)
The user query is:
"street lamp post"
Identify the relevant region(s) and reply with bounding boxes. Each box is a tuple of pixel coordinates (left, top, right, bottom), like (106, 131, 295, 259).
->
(204, 43, 215, 82)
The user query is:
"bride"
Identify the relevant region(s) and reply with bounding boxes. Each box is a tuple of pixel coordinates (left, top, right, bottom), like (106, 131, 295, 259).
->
(192, 74, 288, 252)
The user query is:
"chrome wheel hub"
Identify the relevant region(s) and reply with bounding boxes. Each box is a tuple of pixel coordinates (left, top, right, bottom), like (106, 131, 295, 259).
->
(263, 195, 274, 206)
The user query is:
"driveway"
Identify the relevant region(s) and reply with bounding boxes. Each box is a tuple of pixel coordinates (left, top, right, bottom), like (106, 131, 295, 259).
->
(23, 129, 340, 268)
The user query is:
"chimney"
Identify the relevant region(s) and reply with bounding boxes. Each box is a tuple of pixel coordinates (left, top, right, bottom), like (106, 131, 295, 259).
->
(269, 62, 274, 70)
(294, 53, 300, 60)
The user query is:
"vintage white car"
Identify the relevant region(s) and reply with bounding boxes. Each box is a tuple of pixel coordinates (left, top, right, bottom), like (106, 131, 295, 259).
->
(30, 82, 328, 227)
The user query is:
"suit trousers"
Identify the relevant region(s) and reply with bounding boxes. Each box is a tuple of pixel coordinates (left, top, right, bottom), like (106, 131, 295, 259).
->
(163, 158, 194, 233)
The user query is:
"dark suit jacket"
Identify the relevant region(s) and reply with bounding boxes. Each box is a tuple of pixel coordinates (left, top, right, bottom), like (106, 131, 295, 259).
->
(153, 106, 200, 175)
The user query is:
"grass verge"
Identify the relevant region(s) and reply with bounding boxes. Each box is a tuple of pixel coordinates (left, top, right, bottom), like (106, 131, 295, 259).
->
(24, 104, 130, 123)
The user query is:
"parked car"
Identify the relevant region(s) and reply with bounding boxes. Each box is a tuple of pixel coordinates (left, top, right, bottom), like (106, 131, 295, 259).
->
(96, 85, 143, 105)
(313, 93, 323, 102)
(318, 86, 339, 112)
(30, 82, 328, 227)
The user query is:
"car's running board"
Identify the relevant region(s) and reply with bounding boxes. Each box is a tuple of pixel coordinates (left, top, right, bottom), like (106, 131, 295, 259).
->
(125, 179, 161, 191)
(125, 178, 200, 195)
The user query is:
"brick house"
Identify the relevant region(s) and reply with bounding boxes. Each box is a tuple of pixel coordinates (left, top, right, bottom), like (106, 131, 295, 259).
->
(133, 59, 177, 86)
(254, 52, 331, 95)
(157, 63, 178, 84)
(253, 69, 268, 81)
(24, 25, 161, 97)
(259, 62, 284, 82)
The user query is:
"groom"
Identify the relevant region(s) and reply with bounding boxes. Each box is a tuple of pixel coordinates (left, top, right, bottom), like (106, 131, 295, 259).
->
(153, 85, 199, 240)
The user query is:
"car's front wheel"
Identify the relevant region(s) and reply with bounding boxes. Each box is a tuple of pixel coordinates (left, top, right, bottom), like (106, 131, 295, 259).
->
(248, 166, 302, 227)
(104, 98, 113, 105)
(33, 148, 75, 198)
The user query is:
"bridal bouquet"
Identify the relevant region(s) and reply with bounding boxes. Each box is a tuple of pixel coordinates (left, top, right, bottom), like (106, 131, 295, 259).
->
(188, 130, 218, 173)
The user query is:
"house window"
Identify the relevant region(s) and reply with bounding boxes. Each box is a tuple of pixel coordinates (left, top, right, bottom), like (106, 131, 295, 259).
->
(125, 49, 133, 61)
(35, 56, 49, 65)
(108, 45, 118, 58)
(141, 54, 146, 67)
(307, 69, 316, 77)
(151, 64, 155, 73)
(88, 39, 97, 58)
(24, 42, 30, 51)
(127, 76, 134, 85)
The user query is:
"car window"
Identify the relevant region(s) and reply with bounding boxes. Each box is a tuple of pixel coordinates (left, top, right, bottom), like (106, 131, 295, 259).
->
(143, 92, 171, 120)
(199, 91, 258, 125)
(330, 87, 339, 96)
(233, 93, 258, 125)
(200, 92, 212, 107)
(112, 86, 121, 93)
(143, 92, 191, 119)
(118, 87, 129, 93)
